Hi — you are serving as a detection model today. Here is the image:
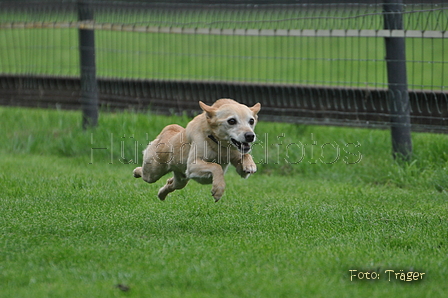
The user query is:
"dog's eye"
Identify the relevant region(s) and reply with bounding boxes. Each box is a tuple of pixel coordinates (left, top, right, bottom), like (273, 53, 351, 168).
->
(227, 118, 237, 125)
(249, 118, 255, 125)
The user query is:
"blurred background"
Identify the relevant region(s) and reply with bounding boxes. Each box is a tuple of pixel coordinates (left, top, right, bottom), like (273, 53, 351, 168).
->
(0, 0, 446, 134)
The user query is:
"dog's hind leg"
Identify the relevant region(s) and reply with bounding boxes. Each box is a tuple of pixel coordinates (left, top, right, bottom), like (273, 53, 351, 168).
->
(133, 164, 166, 183)
(158, 171, 189, 201)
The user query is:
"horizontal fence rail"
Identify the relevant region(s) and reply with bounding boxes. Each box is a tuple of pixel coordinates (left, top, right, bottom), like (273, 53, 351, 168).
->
(1, 75, 446, 133)
(1, 21, 447, 39)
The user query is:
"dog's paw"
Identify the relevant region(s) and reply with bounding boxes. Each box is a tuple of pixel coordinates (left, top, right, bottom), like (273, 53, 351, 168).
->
(157, 178, 174, 201)
(157, 187, 168, 201)
(211, 184, 225, 202)
(243, 162, 257, 175)
(133, 167, 142, 178)
(158, 186, 168, 201)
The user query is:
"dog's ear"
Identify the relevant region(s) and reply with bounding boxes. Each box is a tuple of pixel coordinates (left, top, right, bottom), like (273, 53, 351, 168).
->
(250, 103, 261, 115)
(199, 101, 216, 118)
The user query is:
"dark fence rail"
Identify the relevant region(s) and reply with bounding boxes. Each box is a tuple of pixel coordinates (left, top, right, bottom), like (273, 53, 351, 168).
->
(1, 75, 446, 133)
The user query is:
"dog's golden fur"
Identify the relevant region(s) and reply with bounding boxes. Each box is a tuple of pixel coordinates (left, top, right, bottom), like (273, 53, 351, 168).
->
(133, 98, 261, 202)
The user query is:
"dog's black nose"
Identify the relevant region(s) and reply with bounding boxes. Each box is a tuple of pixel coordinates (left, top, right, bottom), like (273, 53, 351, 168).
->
(244, 132, 255, 143)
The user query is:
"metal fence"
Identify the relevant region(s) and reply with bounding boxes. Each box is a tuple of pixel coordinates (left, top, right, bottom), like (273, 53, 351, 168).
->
(0, 0, 447, 138)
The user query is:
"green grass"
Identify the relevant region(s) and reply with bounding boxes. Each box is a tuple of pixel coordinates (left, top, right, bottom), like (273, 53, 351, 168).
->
(0, 107, 447, 297)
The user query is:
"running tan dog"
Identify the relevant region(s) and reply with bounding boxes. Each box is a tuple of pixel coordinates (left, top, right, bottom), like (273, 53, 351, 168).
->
(133, 98, 261, 202)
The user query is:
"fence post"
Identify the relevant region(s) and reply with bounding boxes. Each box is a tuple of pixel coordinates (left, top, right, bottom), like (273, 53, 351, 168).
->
(78, 0, 98, 129)
(383, 0, 412, 160)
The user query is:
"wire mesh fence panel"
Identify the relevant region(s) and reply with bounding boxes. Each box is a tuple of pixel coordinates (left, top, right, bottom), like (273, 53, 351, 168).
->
(0, 0, 446, 132)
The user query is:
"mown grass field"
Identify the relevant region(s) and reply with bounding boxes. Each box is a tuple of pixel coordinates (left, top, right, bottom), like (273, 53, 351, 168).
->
(0, 107, 447, 297)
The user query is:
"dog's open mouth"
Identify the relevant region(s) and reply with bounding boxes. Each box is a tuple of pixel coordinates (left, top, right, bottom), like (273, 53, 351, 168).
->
(231, 138, 251, 153)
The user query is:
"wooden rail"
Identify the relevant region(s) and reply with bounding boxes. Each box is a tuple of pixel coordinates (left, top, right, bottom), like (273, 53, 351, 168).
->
(0, 75, 446, 133)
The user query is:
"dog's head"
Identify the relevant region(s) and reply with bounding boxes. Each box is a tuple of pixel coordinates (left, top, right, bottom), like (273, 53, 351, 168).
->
(199, 99, 261, 154)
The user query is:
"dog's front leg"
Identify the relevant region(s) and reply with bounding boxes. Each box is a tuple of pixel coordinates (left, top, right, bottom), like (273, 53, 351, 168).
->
(232, 153, 257, 178)
(186, 160, 226, 202)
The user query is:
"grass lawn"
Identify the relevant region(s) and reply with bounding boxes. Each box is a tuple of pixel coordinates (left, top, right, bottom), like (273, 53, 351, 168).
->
(0, 107, 447, 297)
